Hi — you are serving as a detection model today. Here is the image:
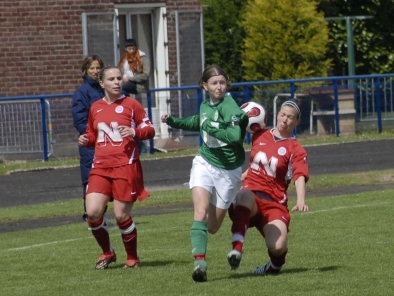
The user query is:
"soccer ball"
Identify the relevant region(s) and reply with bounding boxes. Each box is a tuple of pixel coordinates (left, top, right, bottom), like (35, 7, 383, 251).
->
(240, 101, 268, 133)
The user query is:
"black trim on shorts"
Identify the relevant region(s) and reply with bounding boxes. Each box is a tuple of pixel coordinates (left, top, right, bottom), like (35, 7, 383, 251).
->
(254, 191, 275, 202)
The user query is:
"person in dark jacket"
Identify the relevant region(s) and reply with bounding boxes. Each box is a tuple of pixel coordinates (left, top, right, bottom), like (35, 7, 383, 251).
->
(71, 54, 104, 221)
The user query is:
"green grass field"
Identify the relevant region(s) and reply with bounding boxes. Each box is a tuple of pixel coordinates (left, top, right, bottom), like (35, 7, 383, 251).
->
(1, 133, 394, 295)
(1, 188, 394, 295)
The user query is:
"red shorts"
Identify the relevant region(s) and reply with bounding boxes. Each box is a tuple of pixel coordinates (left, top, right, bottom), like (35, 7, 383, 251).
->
(250, 196, 291, 236)
(86, 161, 149, 203)
(229, 193, 291, 237)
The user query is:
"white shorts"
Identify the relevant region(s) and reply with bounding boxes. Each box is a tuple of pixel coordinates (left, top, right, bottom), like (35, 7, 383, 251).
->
(189, 155, 242, 210)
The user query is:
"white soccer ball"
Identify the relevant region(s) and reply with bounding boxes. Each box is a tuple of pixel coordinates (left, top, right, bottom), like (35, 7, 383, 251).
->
(240, 101, 268, 133)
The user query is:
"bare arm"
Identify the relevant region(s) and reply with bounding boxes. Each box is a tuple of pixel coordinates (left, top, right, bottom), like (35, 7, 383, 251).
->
(241, 169, 249, 181)
(291, 176, 309, 212)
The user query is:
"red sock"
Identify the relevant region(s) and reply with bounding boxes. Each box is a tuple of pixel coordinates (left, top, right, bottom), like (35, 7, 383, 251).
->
(194, 255, 206, 261)
(88, 217, 111, 254)
(117, 217, 138, 261)
(268, 249, 288, 269)
(231, 205, 251, 252)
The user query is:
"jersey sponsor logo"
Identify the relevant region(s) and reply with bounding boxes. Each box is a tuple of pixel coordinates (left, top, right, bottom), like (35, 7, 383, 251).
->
(202, 131, 227, 148)
(200, 113, 208, 126)
(115, 106, 124, 113)
(97, 122, 123, 146)
(250, 151, 278, 177)
(278, 147, 286, 156)
(214, 110, 218, 121)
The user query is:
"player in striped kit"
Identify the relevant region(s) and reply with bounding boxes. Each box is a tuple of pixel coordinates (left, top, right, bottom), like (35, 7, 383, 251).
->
(161, 65, 248, 282)
(78, 65, 155, 269)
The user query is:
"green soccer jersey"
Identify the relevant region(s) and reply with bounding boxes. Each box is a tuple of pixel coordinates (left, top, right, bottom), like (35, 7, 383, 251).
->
(166, 95, 248, 170)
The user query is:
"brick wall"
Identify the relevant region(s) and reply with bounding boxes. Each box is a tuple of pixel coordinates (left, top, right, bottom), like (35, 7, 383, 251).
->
(0, 0, 201, 97)
(0, 0, 202, 159)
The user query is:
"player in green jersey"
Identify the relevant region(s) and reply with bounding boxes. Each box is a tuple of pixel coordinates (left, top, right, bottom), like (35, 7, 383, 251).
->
(161, 65, 248, 282)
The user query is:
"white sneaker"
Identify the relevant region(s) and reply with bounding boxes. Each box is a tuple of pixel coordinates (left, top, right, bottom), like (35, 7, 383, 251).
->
(227, 249, 242, 270)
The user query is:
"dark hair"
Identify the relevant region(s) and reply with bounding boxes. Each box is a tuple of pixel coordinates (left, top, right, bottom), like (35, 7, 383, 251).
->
(99, 65, 121, 81)
(198, 65, 231, 89)
(80, 55, 104, 77)
(125, 38, 138, 48)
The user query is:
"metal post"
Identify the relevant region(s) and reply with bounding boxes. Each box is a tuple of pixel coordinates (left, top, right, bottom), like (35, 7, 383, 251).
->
(345, 17, 355, 77)
(147, 91, 155, 154)
(374, 77, 383, 133)
(333, 80, 340, 136)
(325, 16, 373, 79)
(40, 97, 49, 161)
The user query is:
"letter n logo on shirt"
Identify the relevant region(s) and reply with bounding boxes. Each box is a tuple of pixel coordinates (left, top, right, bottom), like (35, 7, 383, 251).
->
(97, 122, 123, 146)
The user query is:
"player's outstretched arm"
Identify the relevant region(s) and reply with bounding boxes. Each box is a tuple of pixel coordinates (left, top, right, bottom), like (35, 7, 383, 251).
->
(161, 114, 200, 132)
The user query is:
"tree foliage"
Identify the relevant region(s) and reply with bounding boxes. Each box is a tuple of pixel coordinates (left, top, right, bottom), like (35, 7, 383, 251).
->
(319, 0, 394, 75)
(201, 0, 246, 82)
(241, 0, 331, 81)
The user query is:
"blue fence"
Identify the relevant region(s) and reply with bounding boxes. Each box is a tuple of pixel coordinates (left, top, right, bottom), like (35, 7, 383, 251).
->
(1, 73, 394, 160)
(148, 73, 394, 154)
(0, 94, 73, 161)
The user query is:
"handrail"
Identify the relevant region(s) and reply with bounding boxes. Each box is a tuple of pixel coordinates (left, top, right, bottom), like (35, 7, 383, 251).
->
(1, 73, 394, 160)
(0, 93, 73, 101)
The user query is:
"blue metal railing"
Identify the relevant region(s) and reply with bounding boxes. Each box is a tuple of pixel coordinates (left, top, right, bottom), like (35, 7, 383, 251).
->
(148, 73, 394, 145)
(1, 73, 394, 160)
(0, 94, 73, 161)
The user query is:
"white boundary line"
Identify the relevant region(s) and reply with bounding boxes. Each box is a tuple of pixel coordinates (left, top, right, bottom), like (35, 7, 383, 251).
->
(7, 226, 186, 252)
(9, 238, 86, 251)
(301, 201, 393, 215)
(7, 201, 392, 251)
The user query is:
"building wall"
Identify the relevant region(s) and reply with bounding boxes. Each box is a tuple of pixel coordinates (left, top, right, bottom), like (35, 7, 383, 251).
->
(0, 0, 201, 97)
(0, 0, 202, 160)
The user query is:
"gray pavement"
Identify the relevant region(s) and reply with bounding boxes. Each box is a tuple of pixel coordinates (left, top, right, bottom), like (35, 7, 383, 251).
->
(0, 139, 393, 208)
(0, 139, 393, 233)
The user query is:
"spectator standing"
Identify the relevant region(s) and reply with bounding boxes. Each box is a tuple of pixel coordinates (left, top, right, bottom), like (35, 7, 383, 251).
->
(118, 38, 150, 96)
(118, 38, 150, 153)
(71, 55, 104, 221)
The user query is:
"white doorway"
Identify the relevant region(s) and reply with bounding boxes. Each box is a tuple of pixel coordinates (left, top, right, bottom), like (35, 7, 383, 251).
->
(116, 4, 169, 137)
